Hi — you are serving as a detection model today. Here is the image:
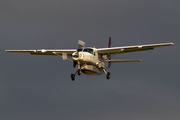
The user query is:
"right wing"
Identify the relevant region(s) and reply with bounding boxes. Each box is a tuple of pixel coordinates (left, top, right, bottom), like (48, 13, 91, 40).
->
(97, 43, 174, 55)
(5, 49, 76, 56)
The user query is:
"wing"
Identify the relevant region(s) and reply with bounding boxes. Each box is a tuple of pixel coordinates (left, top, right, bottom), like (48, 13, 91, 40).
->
(96, 43, 174, 55)
(5, 49, 76, 56)
(106, 59, 142, 62)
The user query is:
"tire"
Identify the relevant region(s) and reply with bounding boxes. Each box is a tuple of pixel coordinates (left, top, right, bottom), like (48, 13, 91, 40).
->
(106, 72, 110, 79)
(71, 74, 75, 81)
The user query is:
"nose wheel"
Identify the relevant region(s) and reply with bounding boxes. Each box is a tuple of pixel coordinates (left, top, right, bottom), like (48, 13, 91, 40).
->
(71, 74, 75, 81)
(71, 69, 81, 81)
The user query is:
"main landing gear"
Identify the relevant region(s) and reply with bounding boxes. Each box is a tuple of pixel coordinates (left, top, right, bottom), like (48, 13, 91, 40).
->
(71, 69, 81, 81)
(103, 69, 111, 79)
(71, 68, 111, 81)
(106, 72, 110, 79)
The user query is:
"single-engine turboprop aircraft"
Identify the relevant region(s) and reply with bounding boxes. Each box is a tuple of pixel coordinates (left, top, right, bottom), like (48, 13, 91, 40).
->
(6, 37, 174, 81)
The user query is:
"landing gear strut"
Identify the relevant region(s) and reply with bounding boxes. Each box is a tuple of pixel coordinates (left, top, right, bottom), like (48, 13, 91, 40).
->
(103, 69, 111, 79)
(71, 69, 81, 81)
(78, 69, 81, 75)
(71, 61, 81, 81)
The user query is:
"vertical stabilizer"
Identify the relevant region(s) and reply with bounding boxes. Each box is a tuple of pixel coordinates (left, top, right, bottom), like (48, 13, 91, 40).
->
(108, 36, 111, 48)
(107, 36, 111, 68)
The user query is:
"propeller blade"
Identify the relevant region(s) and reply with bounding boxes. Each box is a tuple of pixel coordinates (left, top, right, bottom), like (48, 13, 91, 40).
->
(73, 61, 77, 68)
(77, 40, 85, 50)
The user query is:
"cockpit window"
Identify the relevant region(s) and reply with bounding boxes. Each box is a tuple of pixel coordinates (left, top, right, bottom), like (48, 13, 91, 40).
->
(83, 48, 94, 54)
(77, 48, 94, 54)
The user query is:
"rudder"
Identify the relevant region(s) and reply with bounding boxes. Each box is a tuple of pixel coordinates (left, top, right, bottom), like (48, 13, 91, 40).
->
(107, 36, 111, 68)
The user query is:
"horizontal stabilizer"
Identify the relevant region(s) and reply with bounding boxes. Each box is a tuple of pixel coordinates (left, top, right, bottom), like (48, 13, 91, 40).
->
(106, 59, 142, 63)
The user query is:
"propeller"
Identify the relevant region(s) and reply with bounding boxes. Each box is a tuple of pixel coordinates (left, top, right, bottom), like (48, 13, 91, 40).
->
(77, 40, 85, 50)
(72, 40, 85, 68)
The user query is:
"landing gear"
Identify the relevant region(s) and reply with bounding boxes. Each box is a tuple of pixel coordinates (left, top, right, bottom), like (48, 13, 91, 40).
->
(71, 69, 81, 81)
(106, 72, 110, 79)
(103, 69, 111, 79)
(78, 69, 81, 75)
(71, 74, 75, 81)
(71, 61, 82, 81)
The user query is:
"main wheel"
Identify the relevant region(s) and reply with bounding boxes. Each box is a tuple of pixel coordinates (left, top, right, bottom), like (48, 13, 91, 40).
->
(106, 72, 110, 79)
(71, 74, 75, 81)
(78, 69, 81, 75)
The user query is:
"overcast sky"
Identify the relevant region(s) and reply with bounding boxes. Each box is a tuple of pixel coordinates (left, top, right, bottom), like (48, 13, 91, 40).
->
(0, 0, 180, 120)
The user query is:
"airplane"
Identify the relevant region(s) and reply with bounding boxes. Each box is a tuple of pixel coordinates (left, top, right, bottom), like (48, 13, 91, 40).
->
(6, 37, 174, 81)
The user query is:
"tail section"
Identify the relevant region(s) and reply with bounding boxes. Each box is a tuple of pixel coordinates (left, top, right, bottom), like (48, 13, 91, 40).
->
(107, 36, 111, 68)
(107, 36, 111, 48)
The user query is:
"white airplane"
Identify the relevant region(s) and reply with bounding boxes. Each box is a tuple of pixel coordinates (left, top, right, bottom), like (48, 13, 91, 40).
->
(6, 37, 174, 81)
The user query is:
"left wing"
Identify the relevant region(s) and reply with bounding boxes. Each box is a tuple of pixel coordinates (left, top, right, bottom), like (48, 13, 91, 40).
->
(97, 43, 174, 55)
(5, 49, 76, 56)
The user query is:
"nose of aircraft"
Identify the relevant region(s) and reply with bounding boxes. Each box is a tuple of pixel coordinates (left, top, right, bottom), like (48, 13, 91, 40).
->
(72, 52, 84, 61)
(72, 52, 79, 58)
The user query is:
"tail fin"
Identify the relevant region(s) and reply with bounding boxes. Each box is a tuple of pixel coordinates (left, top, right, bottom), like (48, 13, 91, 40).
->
(107, 36, 111, 68)
(108, 36, 111, 48)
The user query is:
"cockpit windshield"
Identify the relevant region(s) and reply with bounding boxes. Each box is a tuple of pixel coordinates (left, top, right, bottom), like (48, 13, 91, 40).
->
(77, 48, 94, 54)
(83, 48, 93, 54)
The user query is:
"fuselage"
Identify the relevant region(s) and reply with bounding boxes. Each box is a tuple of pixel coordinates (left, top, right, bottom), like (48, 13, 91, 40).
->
(72, 47, 108, 75)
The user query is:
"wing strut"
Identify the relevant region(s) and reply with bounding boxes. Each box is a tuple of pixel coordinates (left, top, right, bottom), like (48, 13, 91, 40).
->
(53, 52, 73, 62)
(105, 50, 122, 60)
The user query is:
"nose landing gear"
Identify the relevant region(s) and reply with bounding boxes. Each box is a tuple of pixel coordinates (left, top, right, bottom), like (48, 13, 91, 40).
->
(71, 69, 81, 81)
(78, 69, 81, 75)
(71, 74, 75, 81)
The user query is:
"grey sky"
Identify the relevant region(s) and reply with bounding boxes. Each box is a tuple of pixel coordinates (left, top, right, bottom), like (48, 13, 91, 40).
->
(0, 0, 180, 120)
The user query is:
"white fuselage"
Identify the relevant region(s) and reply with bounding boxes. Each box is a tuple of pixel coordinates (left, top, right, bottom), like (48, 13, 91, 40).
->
(72, 48, 108, 75)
